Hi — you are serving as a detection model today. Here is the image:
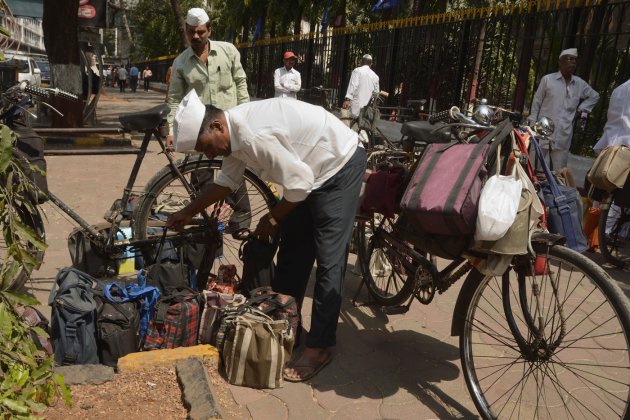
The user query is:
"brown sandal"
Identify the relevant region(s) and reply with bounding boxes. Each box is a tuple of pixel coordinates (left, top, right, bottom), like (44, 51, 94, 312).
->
(283, 351, 333, 382)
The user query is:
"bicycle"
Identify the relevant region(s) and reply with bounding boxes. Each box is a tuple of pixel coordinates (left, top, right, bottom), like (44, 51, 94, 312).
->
(598, 190, 630, 268)
(0, 82, 276, 290)
(355, 101, 630, 418)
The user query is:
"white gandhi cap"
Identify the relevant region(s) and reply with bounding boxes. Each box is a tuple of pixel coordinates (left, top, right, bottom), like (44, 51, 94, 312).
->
(174, 90, 205, 153)
(186, 8, 210, 26)
(362, 54, 373, 60)
(559, 48, 578, 59)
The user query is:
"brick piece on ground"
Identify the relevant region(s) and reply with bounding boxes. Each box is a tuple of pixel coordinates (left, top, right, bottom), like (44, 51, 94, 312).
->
(55, 364, 114, 385)
(176, 358, 222, 420)
(117, 345, 219, 372)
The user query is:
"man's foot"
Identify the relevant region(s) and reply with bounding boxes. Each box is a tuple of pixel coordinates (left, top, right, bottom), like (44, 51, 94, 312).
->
(283, 347, 332, 382)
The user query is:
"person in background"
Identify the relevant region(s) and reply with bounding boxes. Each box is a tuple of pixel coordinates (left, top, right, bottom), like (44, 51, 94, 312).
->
(273, 51, 301, 99)
(129, 64, 140, 93)
(529, 48, 600, 169)
(342, 54, 380, 119)
(143, 65, 153, 92)
(167, 92, 366, 383)
(117, 65, 128, 93)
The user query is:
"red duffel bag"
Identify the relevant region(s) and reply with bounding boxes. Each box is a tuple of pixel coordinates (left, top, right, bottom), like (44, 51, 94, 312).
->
(400, 121, 512, 236)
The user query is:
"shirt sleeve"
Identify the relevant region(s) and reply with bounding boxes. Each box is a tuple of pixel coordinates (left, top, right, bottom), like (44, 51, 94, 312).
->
(230, 45, 250, 105)
(240, 131, 315, 202)
(287, 71, 301, 92)
(167, 62, 186, 136)
(345, 69, 359, 100)
(529, 76, 546, 122)
(274, 69, 289, 94)
(214, 155, 247, 191)
(578, 82, 600, 113)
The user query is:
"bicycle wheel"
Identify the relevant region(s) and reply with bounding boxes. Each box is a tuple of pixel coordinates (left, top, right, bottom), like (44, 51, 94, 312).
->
(459, 243, 630, 419)
(133, 158, 276, 278)
(359, 215, 415, 306)
(0, 205, 45, 290)
(598, 198, 630, 268)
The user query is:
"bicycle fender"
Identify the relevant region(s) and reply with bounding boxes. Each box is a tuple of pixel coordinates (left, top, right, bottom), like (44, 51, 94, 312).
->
(530, 232, 566, 251)
(450, 268, 482, 337)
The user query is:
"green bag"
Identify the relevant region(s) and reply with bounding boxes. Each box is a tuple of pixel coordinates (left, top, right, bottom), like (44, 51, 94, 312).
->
(222, 309, 294, 389)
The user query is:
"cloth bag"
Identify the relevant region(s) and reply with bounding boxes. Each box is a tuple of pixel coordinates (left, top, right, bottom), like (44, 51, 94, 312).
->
(222, 308, 294, 389)
(587, 145, 630, 192)
(475, 146, 523, 241)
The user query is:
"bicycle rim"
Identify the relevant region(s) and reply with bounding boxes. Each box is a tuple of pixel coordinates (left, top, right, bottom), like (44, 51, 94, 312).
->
(362, 216, 415, 306)
(0, 206, 45, 290)
(598, 201, 630, 268)
(461, 245, 630, 419)
(133, 159, 276, 278)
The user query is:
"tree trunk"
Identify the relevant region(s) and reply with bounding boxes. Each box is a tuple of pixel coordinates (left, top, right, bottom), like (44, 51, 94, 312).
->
(43, 0, 83, 128)
(169, 0, 189, 49)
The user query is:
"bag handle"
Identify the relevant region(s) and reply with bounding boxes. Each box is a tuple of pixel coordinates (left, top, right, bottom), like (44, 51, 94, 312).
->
(528, 128, 578, 249)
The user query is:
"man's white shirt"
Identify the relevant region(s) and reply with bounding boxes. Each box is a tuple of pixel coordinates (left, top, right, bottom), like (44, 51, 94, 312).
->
(345, 65, 380, 117)
(593, 79, 630, 152)
(274, 67, 301, 98)
(215, 98, 359, 202)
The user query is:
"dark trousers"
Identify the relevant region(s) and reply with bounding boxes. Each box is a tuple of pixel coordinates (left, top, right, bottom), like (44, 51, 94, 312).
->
(118, 79, 126, 92)
(130, 76, 139, 92)
(144, 78, 150, 91)
(272, 146, 366, 348)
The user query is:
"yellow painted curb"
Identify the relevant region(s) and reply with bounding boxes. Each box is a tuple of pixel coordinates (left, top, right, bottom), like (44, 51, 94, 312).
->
(117, 345, 219, 372)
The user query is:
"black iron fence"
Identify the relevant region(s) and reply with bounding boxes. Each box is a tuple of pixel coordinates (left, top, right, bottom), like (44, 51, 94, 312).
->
(236, 0, 630, 155)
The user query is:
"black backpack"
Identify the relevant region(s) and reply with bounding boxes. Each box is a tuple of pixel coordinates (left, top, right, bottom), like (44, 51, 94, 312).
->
(48, 268, 100, 365)
(94, 286, 141, 368)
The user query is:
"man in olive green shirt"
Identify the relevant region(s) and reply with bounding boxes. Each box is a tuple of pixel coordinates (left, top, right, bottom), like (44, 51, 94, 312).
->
(166, 8, 249, 142)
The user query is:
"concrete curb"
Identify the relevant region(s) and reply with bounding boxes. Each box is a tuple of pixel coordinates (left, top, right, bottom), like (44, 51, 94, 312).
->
(176, 358, 223, 420)
(117, 344, 219, 372)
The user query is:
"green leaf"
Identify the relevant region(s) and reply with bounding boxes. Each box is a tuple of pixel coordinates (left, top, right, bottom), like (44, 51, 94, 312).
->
(53, 374, 72, 407)
(0, 397, 29, 414)
(12, 222, 46, 251)
(1, 291, 39, 307)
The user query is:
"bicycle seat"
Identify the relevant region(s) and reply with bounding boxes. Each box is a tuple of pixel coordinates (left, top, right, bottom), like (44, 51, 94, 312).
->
(401, 120, 451, 144)
(119, 103, 170, 132)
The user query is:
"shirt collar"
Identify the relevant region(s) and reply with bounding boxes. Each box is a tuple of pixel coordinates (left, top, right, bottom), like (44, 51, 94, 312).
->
(555, 71, 574, 84)
(186, 40, 214, 61)
(225, 110, 241, 153)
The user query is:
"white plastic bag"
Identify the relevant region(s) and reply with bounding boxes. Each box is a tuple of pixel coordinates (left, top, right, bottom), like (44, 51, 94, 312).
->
(475, 145, 523, 241)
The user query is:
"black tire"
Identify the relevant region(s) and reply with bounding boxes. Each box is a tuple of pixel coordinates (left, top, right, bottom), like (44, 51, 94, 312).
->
(598, 198, 630, 268)
(459, 244, 630, 419)
(359, 215, 415, 306)
(0, 206, 45, 291)
(133, 158, 276, 278)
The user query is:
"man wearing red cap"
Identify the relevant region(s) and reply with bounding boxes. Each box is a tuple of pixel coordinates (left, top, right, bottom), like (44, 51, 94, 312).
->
(274, 51, 301, 99)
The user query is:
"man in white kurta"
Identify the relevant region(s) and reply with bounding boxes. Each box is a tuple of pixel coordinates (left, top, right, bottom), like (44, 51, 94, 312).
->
(343, 54, 380, 118)
(593, 79, 630, 153)
(167, 92, 366, 383)
(529, 48, 600, 169)
(274, 51, 301, 98)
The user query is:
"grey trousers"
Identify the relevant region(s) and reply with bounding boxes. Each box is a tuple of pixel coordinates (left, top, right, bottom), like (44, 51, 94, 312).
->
(271, 147, 366, 348)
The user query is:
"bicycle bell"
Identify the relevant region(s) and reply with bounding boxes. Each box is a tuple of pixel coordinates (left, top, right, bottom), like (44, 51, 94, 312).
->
(534, 116, 555, 136)
(472, 99, 493, 126)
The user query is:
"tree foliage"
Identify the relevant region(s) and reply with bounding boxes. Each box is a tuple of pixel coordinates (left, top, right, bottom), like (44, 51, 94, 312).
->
(0, 125, 71, 417)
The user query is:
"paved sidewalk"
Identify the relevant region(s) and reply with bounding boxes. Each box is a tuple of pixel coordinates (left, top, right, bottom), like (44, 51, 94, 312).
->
(26, 88, 627, 420)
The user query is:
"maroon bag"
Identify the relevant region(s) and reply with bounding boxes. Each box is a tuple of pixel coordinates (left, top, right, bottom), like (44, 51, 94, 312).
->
(144, 287, 201, 350)
(248, 287, 299, 338)
(360, 166, 406, 218)
(400, 122, 511, 236)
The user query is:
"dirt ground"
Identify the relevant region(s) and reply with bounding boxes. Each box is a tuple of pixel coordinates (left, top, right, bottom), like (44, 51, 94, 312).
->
(43, 363, 248, 420)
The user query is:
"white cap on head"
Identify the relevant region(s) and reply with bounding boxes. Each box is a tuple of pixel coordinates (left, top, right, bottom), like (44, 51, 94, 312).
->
(186, 8, 210, 26)
(559, 48, 578, 59)
(174, 90, 205, 153)
(362, 54, 373, 61)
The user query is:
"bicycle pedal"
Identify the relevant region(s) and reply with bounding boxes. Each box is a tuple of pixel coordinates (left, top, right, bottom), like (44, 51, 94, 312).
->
(383, 305, 409, 315)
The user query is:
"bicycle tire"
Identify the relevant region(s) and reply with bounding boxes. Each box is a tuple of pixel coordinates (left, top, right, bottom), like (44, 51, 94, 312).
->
(133, 158, 276, 278)
(598, 198, 630, 268)
(359, 215, 415, 306)
(0, 205, 45, 291)
(459, 244, 630, 419)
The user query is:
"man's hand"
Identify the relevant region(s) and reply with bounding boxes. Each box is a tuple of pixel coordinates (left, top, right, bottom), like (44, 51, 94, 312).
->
(165, 135, 176, 156)
(166, 210, 193, 231)
(342, 99, 350, 109)
(253, 214, 279, 243)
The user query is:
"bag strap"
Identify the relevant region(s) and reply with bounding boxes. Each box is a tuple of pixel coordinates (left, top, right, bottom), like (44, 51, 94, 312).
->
(530, 129, 578, 249)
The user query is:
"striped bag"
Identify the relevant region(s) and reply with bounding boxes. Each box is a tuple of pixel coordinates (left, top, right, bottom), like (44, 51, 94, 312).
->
(222, 308, 294, 389)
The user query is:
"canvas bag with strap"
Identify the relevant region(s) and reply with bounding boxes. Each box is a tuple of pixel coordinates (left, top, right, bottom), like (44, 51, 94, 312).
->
(48, 267, 101, 365)
(587, 145, 630, 192)
(222, 308, 294, 389)
(198, 290, 246, 345)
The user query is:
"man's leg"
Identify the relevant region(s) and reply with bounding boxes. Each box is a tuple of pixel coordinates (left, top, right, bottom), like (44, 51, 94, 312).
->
(284, 147, 366, 381)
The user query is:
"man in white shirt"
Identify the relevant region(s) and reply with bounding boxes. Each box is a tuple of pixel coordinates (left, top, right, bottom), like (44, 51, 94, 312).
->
(529, 48, 600, 169)
(593, 79, 630, 153)
(274, 51, 301, 98)
(167, 91, 366, 383)
(343, 54, 380, 118)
